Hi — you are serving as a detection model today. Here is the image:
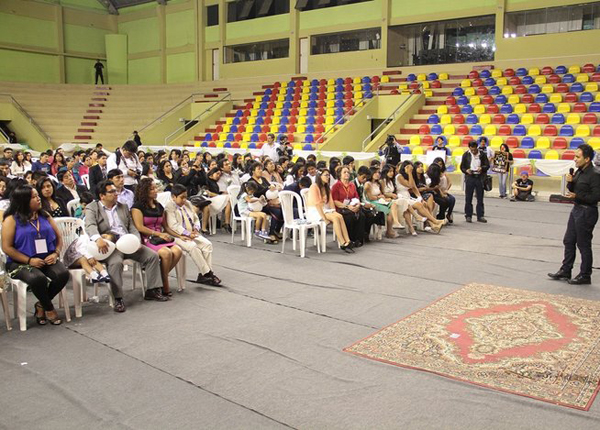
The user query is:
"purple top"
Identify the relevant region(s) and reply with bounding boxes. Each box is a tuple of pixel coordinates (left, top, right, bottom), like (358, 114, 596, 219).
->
(7, 215, 57, 264)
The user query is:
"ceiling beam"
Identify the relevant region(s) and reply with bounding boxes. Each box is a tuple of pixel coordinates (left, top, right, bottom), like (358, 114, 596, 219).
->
(97, 0, 119, 15)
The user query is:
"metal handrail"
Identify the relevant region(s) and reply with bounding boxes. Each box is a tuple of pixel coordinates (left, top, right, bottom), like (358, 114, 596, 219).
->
(0, 93, 51, 143)
(134, 91, 231, 137)
(361, 82, 423, 152)
(315, 94, 373, 151)
(164, 92, 232, 145)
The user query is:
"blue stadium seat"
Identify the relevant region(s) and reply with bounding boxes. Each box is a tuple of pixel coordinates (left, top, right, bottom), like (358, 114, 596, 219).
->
(407, 74, 417, 81)
(528, 84, 541, 94)
(250, 134, 259, 142)
(255, 117, 264, 125)
(570, 137, 585, 148)
(513, 125, 527, 136)
(336, 84, 344, 92)
(506, 114, 520, 124)
(431, 124, 443, 134)
(470, 125, 483, 135)
(305, 134, 314, 143)
(590, 102, 600, 112)
(402, 146, 412, 154)
(522, 76, 533, 85)
(262, 95, 269, 102)
(427, 114, 440, 124)
(308, 107, 317, 116)
(570, 83, 584, 92)
(528, 149, 542, 159)
(282, 108, 291, 116)
(308, 100, 317, 108)
(230, 125, 238, 132)
(466, 114, 478, 124)
(306, 116, 315, 124)
(311, 79, 319, 86)
(580, 92, 594, 103)
(488, 86, 500, 95)
(232, 117, 240, 125)
(278, 125, 287, 133)
(336, 116, 345, 124)
(363, 83, 372, 92)
(223, 142, 232, 148)
(335, 107, 344, 116)
(303, 144, 313, 150)
(480, 70, 491, 78)
(535, 94, 548, 103)
(500, 104, 513, 114)
(542, 103, 556, 113)
(453, 88, 464, 96)
(335, 100, 344, 108)
(495, 95, 507, 104)
(559, 125, 574, 136)
(516, 68, 528, 76)
(551, 113, 565, 124)
(555, 65, 567, 74)
(283, 102, 292, 109)
(427, 72, 438, 80)
(306, 125, 315, 133)
(287, 81, 295, 87)
(253, 125, 261, 133)
(248, 142, 257, 149)
(280, 116, 289, 125)
(201, 142, 208, 147)
(461, 105, 473, 114)
(235, 109, 243, 117)
(484, 78, 496, 86)
(227, 133, 234, 141)
(264, 88, 272, 95)
(336, 78, 344, 85)
(309, 93, 318, 101)
(457, 96, 469, 105)
(362, 76, 371, 83)
(203, 133, 210, 141)
(521, 137, 535, 148)
(562, 74, 575, 83)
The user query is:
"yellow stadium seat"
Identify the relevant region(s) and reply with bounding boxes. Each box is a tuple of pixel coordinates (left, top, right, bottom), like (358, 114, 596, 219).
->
(439, 73, 449, 80)
(417, 73, 427, 81)
(576, 74, 589, 83)
(272, 117, 280, 125)
(566, 113, 580, 124)
(301, 101, 309, 108)
(302, 87, 310, 94)
(250, 108, 259, 117)
(219, 133, 227, 141)
(325, 116, 335, 124)
(585, 82, 599, 92)
(440, 114, 452, 124)
(225, 117, 233, 125)
(557, 103, 571, 113)
(355, 91, 363, 99)
(491, 69, 503, 78)
(501, 86, 514, 95)
(410, 135, 421, 145)
(400, 90, 411, 95)
(247, 117, 256, 125)
(327, 78, 335, 85)
(298, 116, 306, 124)
(508, 94, 520, 104)
(398, 83, 408, 90)
(529, 68, 540, 76)
(412, 146, 424, 155)
(589, 137, 600, 150)
(541, 85, 553, 94)
(253, 102, 260, 109)
(437, 105, 449, 114)
(277, 95, 285, 102)
(536, 137, 550, 149)
(216, 142, 224, 148)
(302, 80, 310, 86)
(299, 108, 307, 116)
(355, 100, 365, 107)
(464, 87, 476, 96)
(549, 93, 563, 103)
(326, 108, 335, 116)
(484, 125, 496, 136)
(491, 136, 503, 147)
(301, 94, 310, 101)
(576, 125, 590, 137)
(461, 79, 471, 87)
(452, 148, 465, 157)
(514, 104, 527, 114)
(480, 114, 491, 124)
(521, 114, 534, 125)
(240, 142, 249, 150)
(353, 84, 362, 92)
(327, 85, 335, 93)
(327, 92, 335, 100)
(421, 81, 430, 89)
(193, 141, 201, 147)
(496, 77, 507, 86)
(596, 93, 600, 102)
(223, 125, 231, 133)
(269, 125, 278, 133)
(274, 108, 282, 116)
(444, 125, 455, 135)
(448, 136, 461, 147)
(353, 77, 361, 84)
(528, 124, 541, 136)
(255, 95, 262, 102)
(297, 124, 306, 132)
(469, 96, 481, 105)
(275, 102, 283, 109)
(243, 133, 251, 142)
(381, 75, 390, 83)
(545, 149, 559, 159)
(293, 143, 303, 150)
(568, 65, 581, 74)
(474, 104, 486, 114)
(534, 76, 547, 84)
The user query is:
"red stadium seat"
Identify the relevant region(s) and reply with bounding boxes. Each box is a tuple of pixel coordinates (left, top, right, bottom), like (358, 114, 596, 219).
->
(232, 142, 240, 149)
(445, 96, 456, 105)
(515, 85, 527, 94)
(345, 77, 352, 84)
(316, 116, 324, 124)
(556, 84, 569, 93)
(594, 126, 600, 137)
(561, 150, 575, 160)
(235, 133, 242, 141)
(390, 89, 399, 95)
(456, 125, 469, 135)
(583, 63, 596, 73)
(449, 105, 461, 114)
(477, 87, 488, 96)
(541, 66, 554, 75)
(548, 74, 561, 83)
(287, 133, 294, 142)
(528, 103, 541, 113)
(422, 135, 433, 145)
(215, 125, 223, 133)
(289, 116, 297, 124)
(573, 103, 587, 113)
(521, 94, 534, 104)
(288, 125, 296, 133)
(553, 137, 567, 149)
(372, 76, 380, 83)
(472, 78, 483, 87)
(535, 114, 549, 124)
(565, 93, 578, 103)
(504, 68, 515, 77)
(208, 141, 216, 148)
(486, 104, 499, 113)
(482, 95, 494, 104)
(498, 125, 511, 135)
(592, 73, 600, 83)
(239, 118, 248, 127)
(261, 125, 269, 133)
(316, 124, 325, 133)
(492, 114, 505, 124)
(259, 133, 267, 142)
(509, 76, 521, 85)
(431, 80, 441, 88)
(237, 125, 246, 133)
(419, 125, 430, 134)
(317, 100, 326, 108)
(543, 125, 558, 136)
(453, 114, 465, 124)
(468, 71, 479, 79)
(345, 83, 353, 91)
(513, 149, 526, 158)
(506, 136, 519, 148)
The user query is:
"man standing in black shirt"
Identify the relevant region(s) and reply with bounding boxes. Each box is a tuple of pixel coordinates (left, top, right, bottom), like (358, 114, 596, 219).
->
(460, 140, 490, 223)
(549, 144, 600, 285)
(94, 60, 104, 85)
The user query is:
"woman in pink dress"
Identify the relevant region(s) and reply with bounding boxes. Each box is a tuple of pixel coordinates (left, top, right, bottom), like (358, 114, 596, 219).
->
(131, 178, 183, 297)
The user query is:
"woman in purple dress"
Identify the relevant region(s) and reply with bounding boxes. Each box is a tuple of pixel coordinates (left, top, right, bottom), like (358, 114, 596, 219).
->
(132, 178, 182, 297)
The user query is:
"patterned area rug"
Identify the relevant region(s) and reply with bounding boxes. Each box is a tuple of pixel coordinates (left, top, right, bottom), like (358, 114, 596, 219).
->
(344, 283, 600, 410)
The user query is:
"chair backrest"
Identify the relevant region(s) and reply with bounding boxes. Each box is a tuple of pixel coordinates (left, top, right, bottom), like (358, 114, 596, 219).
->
(227, 184, 241, 216)
(279, 191, 302, 226)
(54, 217, 85, 260)
(66, 198, 80, 217)
(81, 174, 90, 189)
(300, 188, 310, 209)
(156, 191, 171, 207)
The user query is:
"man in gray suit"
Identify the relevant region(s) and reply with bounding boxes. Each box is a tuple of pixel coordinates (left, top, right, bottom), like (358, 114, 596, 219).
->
(84, 180, 168, 312)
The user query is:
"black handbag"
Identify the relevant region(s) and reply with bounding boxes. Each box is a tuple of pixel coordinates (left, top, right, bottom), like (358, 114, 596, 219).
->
(148, 235, 174, 246)
(483, 175, 493, 192)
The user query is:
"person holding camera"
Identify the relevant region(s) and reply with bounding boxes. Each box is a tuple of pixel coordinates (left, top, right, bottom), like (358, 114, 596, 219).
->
(460, 140, 490, 223)
(549, 144, 600, 285)
(117, 140, 142, 191)
(381, 135, 402, 167)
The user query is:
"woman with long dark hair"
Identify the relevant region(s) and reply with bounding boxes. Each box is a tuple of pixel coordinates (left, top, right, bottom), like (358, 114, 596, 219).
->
(412, 161, 435, 213)
(36, 177, 68, 218)
(51, 151, 66, 176)
(10, 151, 30, 178)
(331, 165, 366, 246)
(1, 185, 70, 325)
(156, 159, 178, 191)
(284, 163, 305, 187)
(492, 143, 513, 198)
(431, 157, 455, 223)
(364, 167, 403, 238)
(381, 164, 417, 235)
(247, 162, 283, 242)
(132, 178, 183, 297)
(426, 162, 450, 223)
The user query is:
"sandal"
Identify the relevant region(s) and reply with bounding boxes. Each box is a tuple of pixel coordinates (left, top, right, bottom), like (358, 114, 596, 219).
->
(162, 289, 173, 297)
(34, 303, 47, 326)
(45, 311, 62, 326)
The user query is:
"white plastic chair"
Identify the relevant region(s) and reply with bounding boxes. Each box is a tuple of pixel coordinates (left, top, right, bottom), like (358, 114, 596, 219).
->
(1, 285, 11, 331)
(66, 198, 80, 217)
(227, 184, 253, 247)
(279, 191, 321, 258)
(55, 217, 113, 317)
(81, 174, 90, 189)
(300, 187, 333, 252)
(156, 191, 171, 207)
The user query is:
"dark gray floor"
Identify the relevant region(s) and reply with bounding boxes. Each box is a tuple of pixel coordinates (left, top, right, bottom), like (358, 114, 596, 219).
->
(2, 197, 600, 429)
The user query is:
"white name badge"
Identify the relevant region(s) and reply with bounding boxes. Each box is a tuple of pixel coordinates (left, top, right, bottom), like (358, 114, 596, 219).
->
(35, 239, 48, 255)
(343, 199, 350, 205)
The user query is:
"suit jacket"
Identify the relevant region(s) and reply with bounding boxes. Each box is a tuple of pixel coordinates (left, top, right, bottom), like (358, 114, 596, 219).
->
(460, 150, 490, 176)
(84, 200, 140, 241)
(89, 164, 106, 197)
(164, 200, 199, 236)
(56, 184, 86, 204)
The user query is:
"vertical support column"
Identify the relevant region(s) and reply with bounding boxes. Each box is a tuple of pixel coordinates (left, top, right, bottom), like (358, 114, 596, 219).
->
(218, 0, 226, 65)
(381, 0, 390, 68)
(195, 0, 206, 82)
(106, 34, 128, 84)
(158, 3, 167, 84)
(495, 0, 506, 60)
(56, 5, 65, 84)
(289, 0, 300, 74)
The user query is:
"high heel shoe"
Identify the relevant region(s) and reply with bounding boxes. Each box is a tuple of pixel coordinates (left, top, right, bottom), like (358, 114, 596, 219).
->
(34, 303, 47, 326)
(340, 242, 355, 253)
(45, 311, 62, 326)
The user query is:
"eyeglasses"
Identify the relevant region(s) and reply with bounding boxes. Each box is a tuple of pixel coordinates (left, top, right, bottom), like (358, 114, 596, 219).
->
(105, 190, 118, 194)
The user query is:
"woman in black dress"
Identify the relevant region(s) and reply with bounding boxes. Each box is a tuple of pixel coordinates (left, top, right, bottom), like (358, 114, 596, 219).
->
(156, 159, 179, 191)
(36, 177, 68, 218)
(247, 162, 283, 242)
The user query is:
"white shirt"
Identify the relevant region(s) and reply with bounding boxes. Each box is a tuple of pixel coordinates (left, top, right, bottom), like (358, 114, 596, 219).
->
(260, 143, 279, 162)
(91, 202, 128, 241)
(118, 155, 142, 186)
(217, 171, 240, 193)
(117, 188, 134, 209)
(469, 151, 481, 172)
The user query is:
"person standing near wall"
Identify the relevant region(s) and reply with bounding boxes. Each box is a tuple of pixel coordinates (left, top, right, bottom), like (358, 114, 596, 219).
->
(94, 60, 104, 85)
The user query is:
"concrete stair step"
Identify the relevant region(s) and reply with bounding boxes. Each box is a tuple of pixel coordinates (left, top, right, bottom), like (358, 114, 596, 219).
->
(81, 122, 97, 126)
(84, 115, 100, 119)
(383, 70, 402, 76)
(89, 103, 105, 107)
(77, 128, 94, 133)
(86, 109, 102, 113)
(74, 135, 92, 140)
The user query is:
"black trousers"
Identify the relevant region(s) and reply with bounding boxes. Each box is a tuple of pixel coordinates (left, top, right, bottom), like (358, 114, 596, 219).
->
(263, 206, 283, 235)
(464, 175, 484, 218)
(561, 205, 598, 277)
(7, 261, 70, 311)
(340, 210, 366, 243)
(433, 193, 450, 220)
(95, 71, 104, 84)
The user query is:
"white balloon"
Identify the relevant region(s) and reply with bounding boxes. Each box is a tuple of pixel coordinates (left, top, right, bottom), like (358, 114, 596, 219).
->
(86, 240, 116, 261)
(265, 190, 279, 200)
(116, 234, 141, 254)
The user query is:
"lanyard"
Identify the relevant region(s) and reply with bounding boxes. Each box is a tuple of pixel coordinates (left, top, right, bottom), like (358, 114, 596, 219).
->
(180, 206, 195, 229)
(29, 218, 41, 238)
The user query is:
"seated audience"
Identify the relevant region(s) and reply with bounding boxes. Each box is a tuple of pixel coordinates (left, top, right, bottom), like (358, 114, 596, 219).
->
(32, 152, 51, 174)
(132, 178, 182, 297)
(284, 163, 306, 187)
(331, 166, 367, 246)
(118, 140, 143, 190)
(306, 169, 354, 253)
(37, 177, 68, 218)
(157, 159, 178, 191)
(0, 160, 12, 178)
(381, 165, 417, 235)
(431, 158, 455, 223)
(50, 151, 66, 176)
(89, 151, 108, 197)
(63, 233, 111, 283)
(84, 180, 166, 313)
(217, 158, 240, 193)
(164, 184, 221, 286)
(1, 185, 69, 325)
(56, 170, 86, 204)
(72, 191, 94, 218)
(237, 182, 270, 240)
(246, 162, 283, 242)
(262, 159, 283, 187)
(205, 168, 232, 233)
(107, 169, 134, 209)
(364, 167, 403, 239)
(511, 172, 534, 202)
(10, 151, 30, 178)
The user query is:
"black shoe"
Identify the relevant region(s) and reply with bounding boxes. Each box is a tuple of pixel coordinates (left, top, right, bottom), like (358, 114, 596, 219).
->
(477, 217, 488, 223)
(353, 240, 363, 248)
(197, 274, 221, 286)
(340, 243, 355, 254)
(547, 270, 571, 281)
(568, 274, 591, 285)
(114, 298, 126, 313)
(465, 216, 472, 223)
(447, 214, 453, 224)
(223, 224, 232, 233)
(144, 288, 169, 301)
